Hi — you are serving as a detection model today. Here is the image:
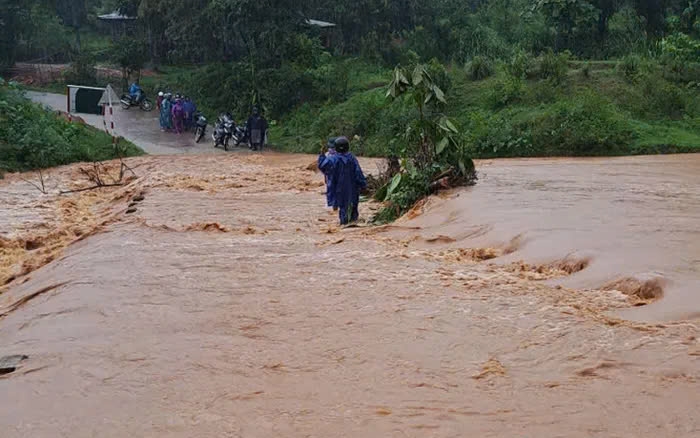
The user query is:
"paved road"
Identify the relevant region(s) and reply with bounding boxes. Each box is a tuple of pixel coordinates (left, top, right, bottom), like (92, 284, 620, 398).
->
(27, 90, 223, 155)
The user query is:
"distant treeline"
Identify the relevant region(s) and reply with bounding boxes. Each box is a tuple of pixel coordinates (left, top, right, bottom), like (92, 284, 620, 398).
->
(3, 1, 700, 69)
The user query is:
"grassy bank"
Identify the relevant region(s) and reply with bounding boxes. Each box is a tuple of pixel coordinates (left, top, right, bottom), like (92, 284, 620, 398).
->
(269, 56, 700, 158)
(0, 81, 143, 175)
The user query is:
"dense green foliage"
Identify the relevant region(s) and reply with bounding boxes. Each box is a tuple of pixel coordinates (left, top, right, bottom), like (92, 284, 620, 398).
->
(5, 0, 700, 162)
(371, 63, 476, 222)
(7, 1, 700, 69)
(0, 81, 143, 173)
(272, 56, 700, 158)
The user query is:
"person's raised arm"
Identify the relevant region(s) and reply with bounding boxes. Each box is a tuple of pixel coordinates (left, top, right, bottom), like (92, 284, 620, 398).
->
(318, 148, 334, 175)
(353, 156, 367, 189)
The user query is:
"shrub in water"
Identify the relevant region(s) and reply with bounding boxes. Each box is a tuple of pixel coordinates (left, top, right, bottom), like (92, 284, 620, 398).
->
(467, 56, 495, 81)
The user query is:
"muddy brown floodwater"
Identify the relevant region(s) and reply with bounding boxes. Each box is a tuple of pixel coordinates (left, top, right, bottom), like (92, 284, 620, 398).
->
(0, 150, 699, 437)
(390, 155, 700, 322)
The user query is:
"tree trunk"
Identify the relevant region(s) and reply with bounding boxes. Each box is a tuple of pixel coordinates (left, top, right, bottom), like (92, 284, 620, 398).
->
(74, 26, 81, 52)
(148, 24, 156, 65)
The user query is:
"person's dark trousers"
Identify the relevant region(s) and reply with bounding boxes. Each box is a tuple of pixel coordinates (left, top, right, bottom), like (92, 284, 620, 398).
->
(339, 203, 359, 225)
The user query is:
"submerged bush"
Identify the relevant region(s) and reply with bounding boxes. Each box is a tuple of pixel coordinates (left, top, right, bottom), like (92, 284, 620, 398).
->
(373, 63, 476, 223)
(373, 167, 433, 223)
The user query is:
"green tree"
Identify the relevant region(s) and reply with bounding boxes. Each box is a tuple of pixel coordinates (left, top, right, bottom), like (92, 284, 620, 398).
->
(633, 0, 666, 37)
(56, 0, 87, 51)
(0, 2, 18, 70)
(532, 0, 600, 51)
(386, 64, 473, 179)
(111, 37, 149, 88)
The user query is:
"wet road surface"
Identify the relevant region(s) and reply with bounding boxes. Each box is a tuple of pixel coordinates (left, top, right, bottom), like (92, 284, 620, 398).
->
(26, 90, 224, 155)
(0, 152, 698, 437)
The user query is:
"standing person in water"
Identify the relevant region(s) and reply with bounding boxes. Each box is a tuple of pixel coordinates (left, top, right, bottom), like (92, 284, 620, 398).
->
(171, 96, 185, 134)
(318, 136, 367, 225)
(324, 137, 338, 210)
(159, 93, 172, 131)
(246, 106, 268, 151)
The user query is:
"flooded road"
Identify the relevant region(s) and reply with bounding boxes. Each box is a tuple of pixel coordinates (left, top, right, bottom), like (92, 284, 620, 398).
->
(391, 155, 700, 322)
(2, 98, 700, 436)
(0, 151, 698, 437)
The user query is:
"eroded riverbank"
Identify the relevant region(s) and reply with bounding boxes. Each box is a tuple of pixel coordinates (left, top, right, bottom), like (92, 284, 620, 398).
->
(0, 153, 698, 437)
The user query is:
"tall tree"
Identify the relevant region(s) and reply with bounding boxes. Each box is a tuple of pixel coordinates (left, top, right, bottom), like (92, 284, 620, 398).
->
(0, 0, 23, 70)
(634, 0, 666, 37)
(532, 0, 600, 51)
(591, 0, 622, 43)
(56, 0, 87, 50)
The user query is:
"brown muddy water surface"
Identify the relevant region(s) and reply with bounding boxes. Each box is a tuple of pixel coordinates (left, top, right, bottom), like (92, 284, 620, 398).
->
(0, 151, 699, 437)
(390, 155, 700, 322)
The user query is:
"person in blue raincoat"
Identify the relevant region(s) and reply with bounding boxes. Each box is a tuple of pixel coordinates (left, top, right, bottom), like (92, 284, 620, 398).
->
(159, 93, 173, 131)
(323, 137, 338, 210)
(182, 97, 196, 131)
(129, 81, 143, 103)
(318, 136, 367, 225)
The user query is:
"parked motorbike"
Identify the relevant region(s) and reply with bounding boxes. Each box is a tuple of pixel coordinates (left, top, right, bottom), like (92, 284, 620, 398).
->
(194, 112, 207, 143)
(120, 93, 153, 111)
(232, 124, 248, 147)
(212, 113, 234, 150)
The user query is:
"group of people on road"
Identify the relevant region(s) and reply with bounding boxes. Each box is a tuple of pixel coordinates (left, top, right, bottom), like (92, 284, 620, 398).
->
(133, 84, 364, 224)
(156, 92, 198, 134)
(318, 136, 367, 225)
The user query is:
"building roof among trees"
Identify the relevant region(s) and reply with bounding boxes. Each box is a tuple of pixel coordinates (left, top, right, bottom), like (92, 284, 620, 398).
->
(305, 19, 335, 28)
(97, 11, 137, 21)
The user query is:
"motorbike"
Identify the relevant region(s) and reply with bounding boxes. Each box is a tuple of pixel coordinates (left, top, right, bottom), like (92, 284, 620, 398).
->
(232, 124, 248, 147)
(212, 113, 235, 150)
(120, 93, 153, 111)
(193, 112, 207, 143)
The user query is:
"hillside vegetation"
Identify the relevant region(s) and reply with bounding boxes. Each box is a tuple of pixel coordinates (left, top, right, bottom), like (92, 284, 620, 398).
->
(7, 0, 700, 158)
(0, 80, 143, 175)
